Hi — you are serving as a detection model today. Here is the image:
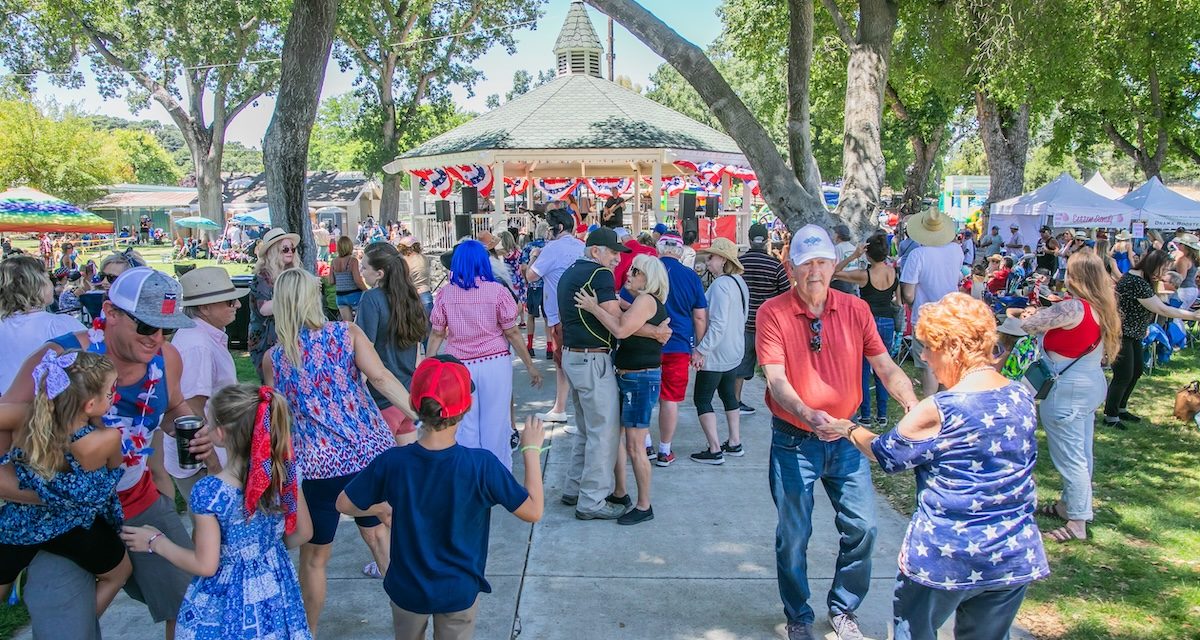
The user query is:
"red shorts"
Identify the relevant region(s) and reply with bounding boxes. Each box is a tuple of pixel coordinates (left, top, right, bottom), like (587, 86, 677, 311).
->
(659, 352, 692, 402)
(380, 405, 417, 437)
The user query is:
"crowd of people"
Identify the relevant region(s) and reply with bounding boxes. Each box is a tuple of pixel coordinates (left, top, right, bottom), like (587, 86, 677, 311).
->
(0, 204, 1198, 640)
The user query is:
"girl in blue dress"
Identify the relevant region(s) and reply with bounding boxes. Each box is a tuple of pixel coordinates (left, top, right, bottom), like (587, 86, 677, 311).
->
(121, 384, 313, 640)
(0, 350, 130, 615)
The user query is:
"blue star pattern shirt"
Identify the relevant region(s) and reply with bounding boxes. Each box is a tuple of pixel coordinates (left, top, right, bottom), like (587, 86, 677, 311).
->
(870, 382, 1050, 591)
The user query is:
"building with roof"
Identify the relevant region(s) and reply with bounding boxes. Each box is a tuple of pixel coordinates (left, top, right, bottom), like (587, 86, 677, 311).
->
(383, 0, 752, 232)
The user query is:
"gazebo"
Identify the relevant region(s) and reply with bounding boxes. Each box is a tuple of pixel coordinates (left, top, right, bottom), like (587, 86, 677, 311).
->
(383, 0, 755, 235)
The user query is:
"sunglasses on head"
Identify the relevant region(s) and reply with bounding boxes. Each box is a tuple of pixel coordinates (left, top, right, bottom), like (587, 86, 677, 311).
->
(808, 318, 823, 353)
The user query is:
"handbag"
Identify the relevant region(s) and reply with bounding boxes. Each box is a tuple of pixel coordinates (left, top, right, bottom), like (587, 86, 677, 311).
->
(1024, 338, 1100, 401)
(1173, 380, 1200, 425)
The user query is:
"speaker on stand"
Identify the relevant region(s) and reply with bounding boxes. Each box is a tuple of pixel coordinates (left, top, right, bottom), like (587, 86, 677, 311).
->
(434, 200, 451, 222)
(455, 186, 478, 240)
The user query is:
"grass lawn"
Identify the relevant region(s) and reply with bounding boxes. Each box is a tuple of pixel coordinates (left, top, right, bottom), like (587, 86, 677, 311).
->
(873, 350, 1200, 640)
(9, 238, 256, 277)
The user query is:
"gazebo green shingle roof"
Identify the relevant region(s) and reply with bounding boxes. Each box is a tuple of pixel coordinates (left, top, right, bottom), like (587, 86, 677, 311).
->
(553, 0, 604, 54)
(399, 73, 742, 161)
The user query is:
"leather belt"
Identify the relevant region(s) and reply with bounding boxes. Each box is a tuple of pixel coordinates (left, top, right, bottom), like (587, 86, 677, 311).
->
(563, 347, 610, 353)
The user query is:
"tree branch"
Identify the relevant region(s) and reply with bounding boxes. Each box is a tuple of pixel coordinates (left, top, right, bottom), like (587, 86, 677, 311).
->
(1173, 136, 1200, 167)
(819, 0, 856, 46)
(884, 81, 910, 122)
(1102, 121, 1140, 161)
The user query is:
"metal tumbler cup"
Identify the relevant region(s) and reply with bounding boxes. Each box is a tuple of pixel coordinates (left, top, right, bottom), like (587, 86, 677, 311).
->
(174, 416, 205, 469)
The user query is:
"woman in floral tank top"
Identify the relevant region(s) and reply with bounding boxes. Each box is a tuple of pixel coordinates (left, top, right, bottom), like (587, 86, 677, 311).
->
(263, 268, 418, 636)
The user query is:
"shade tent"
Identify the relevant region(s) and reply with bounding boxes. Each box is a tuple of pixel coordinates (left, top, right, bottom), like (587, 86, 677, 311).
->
(989, 172, 1136, 229)
(1083, 172, 1123, 199)
(0, 186, 114, 233)
(1118, 177, 1200, 230)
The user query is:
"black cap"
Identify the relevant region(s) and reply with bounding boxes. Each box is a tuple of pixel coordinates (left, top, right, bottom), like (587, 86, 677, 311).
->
(439, 246, 456, 270)
(1040, 225, 1052, 232)
(749, 223, 769, 244)
(547, 208, 575, 233)
(586, 227, 631, 253)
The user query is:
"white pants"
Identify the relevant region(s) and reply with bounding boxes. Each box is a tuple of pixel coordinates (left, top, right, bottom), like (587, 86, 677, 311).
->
(456, 353, 515, 470)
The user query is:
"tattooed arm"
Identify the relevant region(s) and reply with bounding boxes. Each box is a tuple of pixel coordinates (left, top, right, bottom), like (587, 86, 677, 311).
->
(1020, 298, 1084, 335)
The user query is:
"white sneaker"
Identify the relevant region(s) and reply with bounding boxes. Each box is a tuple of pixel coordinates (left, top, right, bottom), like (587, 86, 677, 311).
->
(536, 411, 568, 422)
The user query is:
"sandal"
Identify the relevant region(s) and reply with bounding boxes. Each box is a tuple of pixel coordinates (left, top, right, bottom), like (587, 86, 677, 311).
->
(1038, 502, 1066, 520)
(362, 561, 383, 579)
(1044, 526, 1086, 543)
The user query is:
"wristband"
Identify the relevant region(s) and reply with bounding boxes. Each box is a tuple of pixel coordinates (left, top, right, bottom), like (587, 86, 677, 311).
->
(519, 445, 551, 454)
(146, 532, 163, 554)
(847, 424, 860, 438)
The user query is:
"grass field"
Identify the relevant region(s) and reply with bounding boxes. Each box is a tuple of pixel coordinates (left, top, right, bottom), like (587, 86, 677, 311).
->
(9, 238, 257, 278)
(874, 350, 1200, 640)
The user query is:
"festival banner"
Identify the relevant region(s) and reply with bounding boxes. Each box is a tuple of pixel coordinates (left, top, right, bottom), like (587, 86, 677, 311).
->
(536, 178, 582, 201)
(444, 164, 495, 198)
(410, 168, 453, 199)
(584, 177, 634, 197)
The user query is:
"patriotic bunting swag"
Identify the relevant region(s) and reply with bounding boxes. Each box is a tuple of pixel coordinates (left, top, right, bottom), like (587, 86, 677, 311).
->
(445, 164, 495, 198)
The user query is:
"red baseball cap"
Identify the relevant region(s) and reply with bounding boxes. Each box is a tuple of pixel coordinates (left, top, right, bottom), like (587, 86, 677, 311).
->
(410, 355, 473, 417)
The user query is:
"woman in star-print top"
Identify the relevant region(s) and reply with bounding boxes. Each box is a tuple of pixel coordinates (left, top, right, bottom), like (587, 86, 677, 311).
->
(820, 293, 1048, 640)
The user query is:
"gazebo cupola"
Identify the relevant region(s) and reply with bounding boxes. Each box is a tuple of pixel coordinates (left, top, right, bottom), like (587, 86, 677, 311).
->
(555, 0, 604, 78)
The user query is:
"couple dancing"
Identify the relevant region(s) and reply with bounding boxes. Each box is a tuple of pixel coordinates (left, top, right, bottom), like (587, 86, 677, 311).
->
(761, 223, 1049, 640)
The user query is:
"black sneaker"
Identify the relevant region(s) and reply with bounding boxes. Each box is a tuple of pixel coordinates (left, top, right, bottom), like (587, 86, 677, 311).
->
(738, 402, 756, 415)
(560, 494, 578, 506)
(646, 446, 657, 461)
(690, 449, 725, 465)
(1118, 410, 1143, 423)
(545, 349, 554, 360)
(509, 429, 520, 452)
(617, 506, 654, 526)
(606, 493, 632, 508)
(875, 416, 888, 429)
(721, 441, 745, 457)
(1102, 417, 1128, 430)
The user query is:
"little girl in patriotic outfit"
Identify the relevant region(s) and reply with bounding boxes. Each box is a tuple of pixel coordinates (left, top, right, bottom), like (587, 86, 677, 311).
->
(0, 350, 130, 615)
(122, 384, 313, 640)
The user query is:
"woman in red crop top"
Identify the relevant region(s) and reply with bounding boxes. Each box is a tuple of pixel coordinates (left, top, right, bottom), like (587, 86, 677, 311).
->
(1018, 252, 1122, 543)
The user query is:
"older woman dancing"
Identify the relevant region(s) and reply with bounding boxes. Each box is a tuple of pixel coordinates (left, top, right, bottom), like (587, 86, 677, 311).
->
(819, 293, 1049, 640)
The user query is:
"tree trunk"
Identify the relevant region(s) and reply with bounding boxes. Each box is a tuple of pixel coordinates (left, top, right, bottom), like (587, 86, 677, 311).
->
(380, 172, 404, 225)
(194, 157, 225, 238)
(900, 127, 944, 217)
(975, 91, 1030, 202)
(786, 0, 822, 198)
(585, 0, 830, 231)
(832, 0, 898, 238)
(263, 0, 338, 271)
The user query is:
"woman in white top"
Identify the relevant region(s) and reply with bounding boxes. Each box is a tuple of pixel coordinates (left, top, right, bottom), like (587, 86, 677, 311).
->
(689, 238, 750, 465)
(164, 267, 246, 505)
(0, 256, 85, 396)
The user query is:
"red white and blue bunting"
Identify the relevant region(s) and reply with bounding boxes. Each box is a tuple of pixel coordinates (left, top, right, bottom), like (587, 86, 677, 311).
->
(584, 177, 634, 197)
(443, 164, 495, 198)
(536, 178, 582, 201)
(410, 168, 454, 199)
(503, 177, 530, 198)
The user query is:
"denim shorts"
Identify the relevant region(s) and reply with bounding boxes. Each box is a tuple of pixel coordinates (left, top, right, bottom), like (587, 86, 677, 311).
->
(617, 368, 661, 428)
(336, 290, 363, 308)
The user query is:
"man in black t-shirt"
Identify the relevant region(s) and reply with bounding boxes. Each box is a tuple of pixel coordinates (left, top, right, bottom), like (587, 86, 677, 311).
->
(601, 189, 625, 229)
(557, 228, 629, 519)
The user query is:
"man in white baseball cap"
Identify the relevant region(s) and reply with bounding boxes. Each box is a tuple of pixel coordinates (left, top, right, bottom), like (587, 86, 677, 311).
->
(1, 266, 206, 639)
(757, 224, 917, 640)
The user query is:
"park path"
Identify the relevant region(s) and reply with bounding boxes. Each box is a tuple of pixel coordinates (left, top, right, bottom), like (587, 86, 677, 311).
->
(18, 337, 1000, 640)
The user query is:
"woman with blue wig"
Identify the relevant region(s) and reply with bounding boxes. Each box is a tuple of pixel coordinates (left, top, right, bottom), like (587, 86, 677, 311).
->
(428, 240, 543, 469)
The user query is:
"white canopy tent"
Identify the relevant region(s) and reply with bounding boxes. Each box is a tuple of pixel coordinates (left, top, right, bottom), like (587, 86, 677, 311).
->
(1118, 176, 1200, 230)
(1083, 172, 1124, 199)
(989, 172, 1136, 229)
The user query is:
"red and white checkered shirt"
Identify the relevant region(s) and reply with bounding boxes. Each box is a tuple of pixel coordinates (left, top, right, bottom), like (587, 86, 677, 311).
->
(430, 280, 518, 360)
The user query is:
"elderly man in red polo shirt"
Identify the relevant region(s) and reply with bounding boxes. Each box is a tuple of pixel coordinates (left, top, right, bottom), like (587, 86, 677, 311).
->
(757, 224, 918, 640)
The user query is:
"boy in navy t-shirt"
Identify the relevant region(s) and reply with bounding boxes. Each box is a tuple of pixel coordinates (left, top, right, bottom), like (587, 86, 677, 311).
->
(338, 355, 546, 639)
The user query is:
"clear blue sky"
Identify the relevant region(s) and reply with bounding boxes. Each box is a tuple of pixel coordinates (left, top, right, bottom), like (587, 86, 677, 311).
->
(22, 0, 722, 148)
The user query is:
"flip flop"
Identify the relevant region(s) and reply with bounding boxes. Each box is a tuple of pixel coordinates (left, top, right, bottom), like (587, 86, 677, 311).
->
(1038, 502, 1065, 520)
(1044, 526, 1086, 543)
(362, 561, 382, 579)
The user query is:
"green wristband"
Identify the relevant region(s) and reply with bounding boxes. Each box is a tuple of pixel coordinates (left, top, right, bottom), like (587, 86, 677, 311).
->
(519, 445, 550, 454)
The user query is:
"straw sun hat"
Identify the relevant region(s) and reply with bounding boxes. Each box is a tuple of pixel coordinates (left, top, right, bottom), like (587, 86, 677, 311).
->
(180, 267, 249, 307)
(1175, 233, 1200, 251)
(696, 237, 744, 273)
(257, 227, 301, 258)
(907, 207, 956, 247)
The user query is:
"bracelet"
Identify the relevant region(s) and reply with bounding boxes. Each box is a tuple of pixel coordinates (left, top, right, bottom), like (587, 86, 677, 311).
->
(519, 445, 551, 454)
(146, 532, 163, 554)
(847, 424, 860, 438)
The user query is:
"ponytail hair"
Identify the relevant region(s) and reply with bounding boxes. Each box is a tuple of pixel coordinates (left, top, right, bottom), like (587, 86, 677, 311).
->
(210, 384, 295, 518)
(20, 350, 114, 479)
(364, 243, 427, 348)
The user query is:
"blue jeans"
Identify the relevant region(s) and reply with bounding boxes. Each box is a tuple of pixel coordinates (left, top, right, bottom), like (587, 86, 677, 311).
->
(768, 429, 877, 624)
(859, 316, 896, 421)
(420, 291, 434, 352)
(893, 572, 1028, 640)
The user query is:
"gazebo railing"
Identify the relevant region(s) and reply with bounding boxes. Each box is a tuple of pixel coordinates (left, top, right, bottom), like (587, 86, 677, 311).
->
(412, 212, 538, 251)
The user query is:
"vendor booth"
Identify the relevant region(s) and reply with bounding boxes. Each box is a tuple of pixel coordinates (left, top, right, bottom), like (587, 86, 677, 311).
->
(989, 173, 1136, 240)
(1118, 176, 1200, 230)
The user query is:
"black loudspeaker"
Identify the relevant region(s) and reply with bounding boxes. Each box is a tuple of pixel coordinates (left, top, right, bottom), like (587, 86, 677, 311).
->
(435, 200, 451, 222)
(454, 214, 472, 241)
(461, 186, 479, 214)
(705, 196, 720, 218)
(681, 216, 699, 241)
(679, 192, 697, 219)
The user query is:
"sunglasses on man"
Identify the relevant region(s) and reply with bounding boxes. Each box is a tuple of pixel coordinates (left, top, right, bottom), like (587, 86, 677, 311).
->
(115, 309, 177, 338)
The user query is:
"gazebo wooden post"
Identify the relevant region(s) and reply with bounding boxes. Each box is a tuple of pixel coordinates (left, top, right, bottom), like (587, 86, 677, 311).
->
(740, 178, 753, 244)
(492, 162, 506, 229)
(633, 165, 643, 234)
(651, 159, 664, 225)
(409, 174, 423, 243)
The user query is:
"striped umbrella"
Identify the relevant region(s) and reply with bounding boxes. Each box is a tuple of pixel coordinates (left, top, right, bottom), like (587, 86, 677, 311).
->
(0, 187, 114, 233)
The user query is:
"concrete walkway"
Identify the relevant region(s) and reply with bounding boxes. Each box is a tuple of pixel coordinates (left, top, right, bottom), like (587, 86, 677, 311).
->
(20, 341, 961, 640)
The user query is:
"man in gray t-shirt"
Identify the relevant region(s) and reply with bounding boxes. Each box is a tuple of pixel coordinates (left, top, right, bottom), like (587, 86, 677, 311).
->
(527, 209, 584, 422)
